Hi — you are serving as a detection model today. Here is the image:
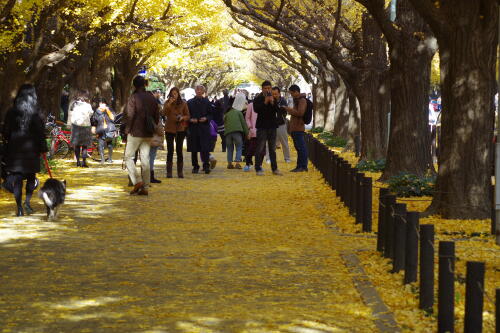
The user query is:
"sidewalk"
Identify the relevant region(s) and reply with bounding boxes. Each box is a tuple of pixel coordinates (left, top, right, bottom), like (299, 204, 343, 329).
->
(1, 149, 390, 332)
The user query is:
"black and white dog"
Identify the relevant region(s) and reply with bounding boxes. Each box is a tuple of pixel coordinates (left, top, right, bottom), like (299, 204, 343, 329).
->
(38, 179, 66, 220)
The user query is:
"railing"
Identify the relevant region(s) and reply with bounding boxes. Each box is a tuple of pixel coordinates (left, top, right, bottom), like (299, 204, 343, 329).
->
(305, 132, 499, 333)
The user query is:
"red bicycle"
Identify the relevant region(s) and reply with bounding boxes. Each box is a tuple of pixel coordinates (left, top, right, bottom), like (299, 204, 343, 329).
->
(48, 123, 72, 159)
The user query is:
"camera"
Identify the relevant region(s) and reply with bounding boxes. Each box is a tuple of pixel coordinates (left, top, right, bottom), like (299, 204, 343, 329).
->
(265, 92, 272, 97)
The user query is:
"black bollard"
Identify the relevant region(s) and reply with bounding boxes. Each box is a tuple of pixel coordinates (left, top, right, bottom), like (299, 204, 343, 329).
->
(362, 177, 372, 232)
(347, 166, 355, 215)
(377, 188, 390, 252)
(496, 289, 500, 333)
(464, 261, 485, 333)
(383, 195, 397, 259)
(355, 173, 364, 224)
(438, 241, 455, 333)
(404, 212, 420, 284)
(328, 151, 334, 188)
(340, 161, 347, 203)
(392, 203, 407, 272)
(419, 224, 435, 311)
(332, 153, 338, 191)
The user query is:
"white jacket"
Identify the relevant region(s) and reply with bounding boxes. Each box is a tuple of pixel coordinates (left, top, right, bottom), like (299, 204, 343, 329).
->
(67, 101, 93, 127)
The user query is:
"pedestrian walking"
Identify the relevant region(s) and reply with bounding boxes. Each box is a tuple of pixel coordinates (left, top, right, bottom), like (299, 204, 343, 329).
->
(253, 80, 282, 176)
(124, 76, 160, 195)
(215, 89, 231, 152)
(1, 84, 48, 216)
(224, 92, 249, 169)
(68, 90, 94, 167)
(265, 87, 291, 163)
(285, 85, 308, 172)
(93, 98, 116, 164)
(243, 102, 261, 171)
(186, 85, 214, 174)
(162, 87, 190, 178)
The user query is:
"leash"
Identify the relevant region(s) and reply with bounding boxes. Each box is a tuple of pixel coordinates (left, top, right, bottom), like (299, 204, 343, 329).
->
(42, 153, 53, 178)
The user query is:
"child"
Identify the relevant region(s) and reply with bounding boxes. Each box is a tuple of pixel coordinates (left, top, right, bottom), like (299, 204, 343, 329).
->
(224, 93, 249, 169)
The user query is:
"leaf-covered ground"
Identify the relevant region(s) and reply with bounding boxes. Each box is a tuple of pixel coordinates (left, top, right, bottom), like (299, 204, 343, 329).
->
(0, 148, 387, 332)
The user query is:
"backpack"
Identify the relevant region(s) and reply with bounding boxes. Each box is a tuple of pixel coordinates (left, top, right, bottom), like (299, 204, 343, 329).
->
(303, 97, 313, 125)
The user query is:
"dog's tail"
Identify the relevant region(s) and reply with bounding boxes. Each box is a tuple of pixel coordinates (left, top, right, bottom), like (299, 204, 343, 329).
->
(42, 192, 53, 208)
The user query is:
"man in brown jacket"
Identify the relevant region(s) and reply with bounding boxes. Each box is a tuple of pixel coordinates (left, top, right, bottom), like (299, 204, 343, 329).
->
(284, 84, 309, 172)
(124, 76, 160, 195)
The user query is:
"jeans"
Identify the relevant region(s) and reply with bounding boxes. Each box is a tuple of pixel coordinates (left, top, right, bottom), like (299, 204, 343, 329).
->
(98, 137, 113, 161)
(149, 146, 159, 170)
(225, 132, 243, 162)
(291, 131, 308, 169)
(166, 131, 186, 163)
(266, 124, 290, 161)
(255, 128, 277, 172)
(125, 134, 151, 186)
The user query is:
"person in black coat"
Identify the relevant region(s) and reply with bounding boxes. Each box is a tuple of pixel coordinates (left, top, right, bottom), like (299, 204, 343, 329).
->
(1, 84, 48, 216)
(187, 85, 214, 174)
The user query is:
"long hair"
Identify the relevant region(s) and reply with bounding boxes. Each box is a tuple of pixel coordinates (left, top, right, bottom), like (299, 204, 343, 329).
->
(13, 84, 39, 132)
(168, 87, 183, 105)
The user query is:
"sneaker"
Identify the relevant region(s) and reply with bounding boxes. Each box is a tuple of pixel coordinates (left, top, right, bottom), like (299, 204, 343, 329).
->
(272, 170, 283, 176)
(234, 163, 242, 169)
(265, 159, 271, 164)
(130, 182, 144, 195)
(243, 165, 252, 172)
(227, 163, 234, 169)
(204, 168, 211, 174)
(285, 159, 292, 163)
(210, 158, 217, 169)
(256, 170, 264, 176)
(192, 168, 199, 174)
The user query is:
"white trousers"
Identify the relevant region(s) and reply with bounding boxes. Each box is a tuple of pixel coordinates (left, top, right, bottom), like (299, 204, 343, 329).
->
(125, 134, 152, 186)
(266, 124, 291, 161)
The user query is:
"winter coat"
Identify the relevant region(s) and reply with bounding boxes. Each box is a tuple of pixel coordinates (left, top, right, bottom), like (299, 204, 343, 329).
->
(93, 107, 116, 138)
(214, 96, 230, 126)
(161, 101, 190, 133)
(2, 108, 48, 174)
(253, 93, 279, 129)
(224, 108, 249, 137)
(288, 94, 307, 132)
(125, 90, 160, 138)
(67, 100, 93, 127)
(186, 96, 213, 152)
(245, 103, 258, 138)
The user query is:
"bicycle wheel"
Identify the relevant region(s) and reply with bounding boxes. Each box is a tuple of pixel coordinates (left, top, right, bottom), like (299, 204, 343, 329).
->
(52, 140, 71, 159)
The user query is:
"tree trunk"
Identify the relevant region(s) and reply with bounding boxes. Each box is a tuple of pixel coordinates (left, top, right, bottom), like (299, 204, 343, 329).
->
(382, 0, 435, 179)
(332, 76, 350, 137)
(346, 90, 361, 151)
(351, 71, 390, 160)
(312, 71, 338, 132)
(424, 1, 498, 218)
(112, 50, 140, 114)
(89, 51, 114, 104)
(0, 55, 27, 123)
(35, 67, 66, 120)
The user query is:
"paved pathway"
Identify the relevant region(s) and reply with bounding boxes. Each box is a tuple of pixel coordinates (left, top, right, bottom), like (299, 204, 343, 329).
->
(0, 149, 388, 332)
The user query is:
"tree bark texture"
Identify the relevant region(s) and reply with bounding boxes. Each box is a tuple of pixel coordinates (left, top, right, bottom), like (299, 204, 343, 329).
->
(409, 0, 499, 218)
(112, 50, 140, 114)
(381, 0, 435, 179)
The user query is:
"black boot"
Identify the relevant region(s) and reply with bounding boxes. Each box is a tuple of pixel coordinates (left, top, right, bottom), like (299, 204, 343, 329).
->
(81, 159, 89, 168)
(16, 205, 24, 217)
(23, 201, 34, 215)
(151, 170, 161, 183)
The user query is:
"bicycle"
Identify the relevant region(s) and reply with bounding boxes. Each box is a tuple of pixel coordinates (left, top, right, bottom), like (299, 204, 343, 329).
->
(45, 116, 72, 159)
